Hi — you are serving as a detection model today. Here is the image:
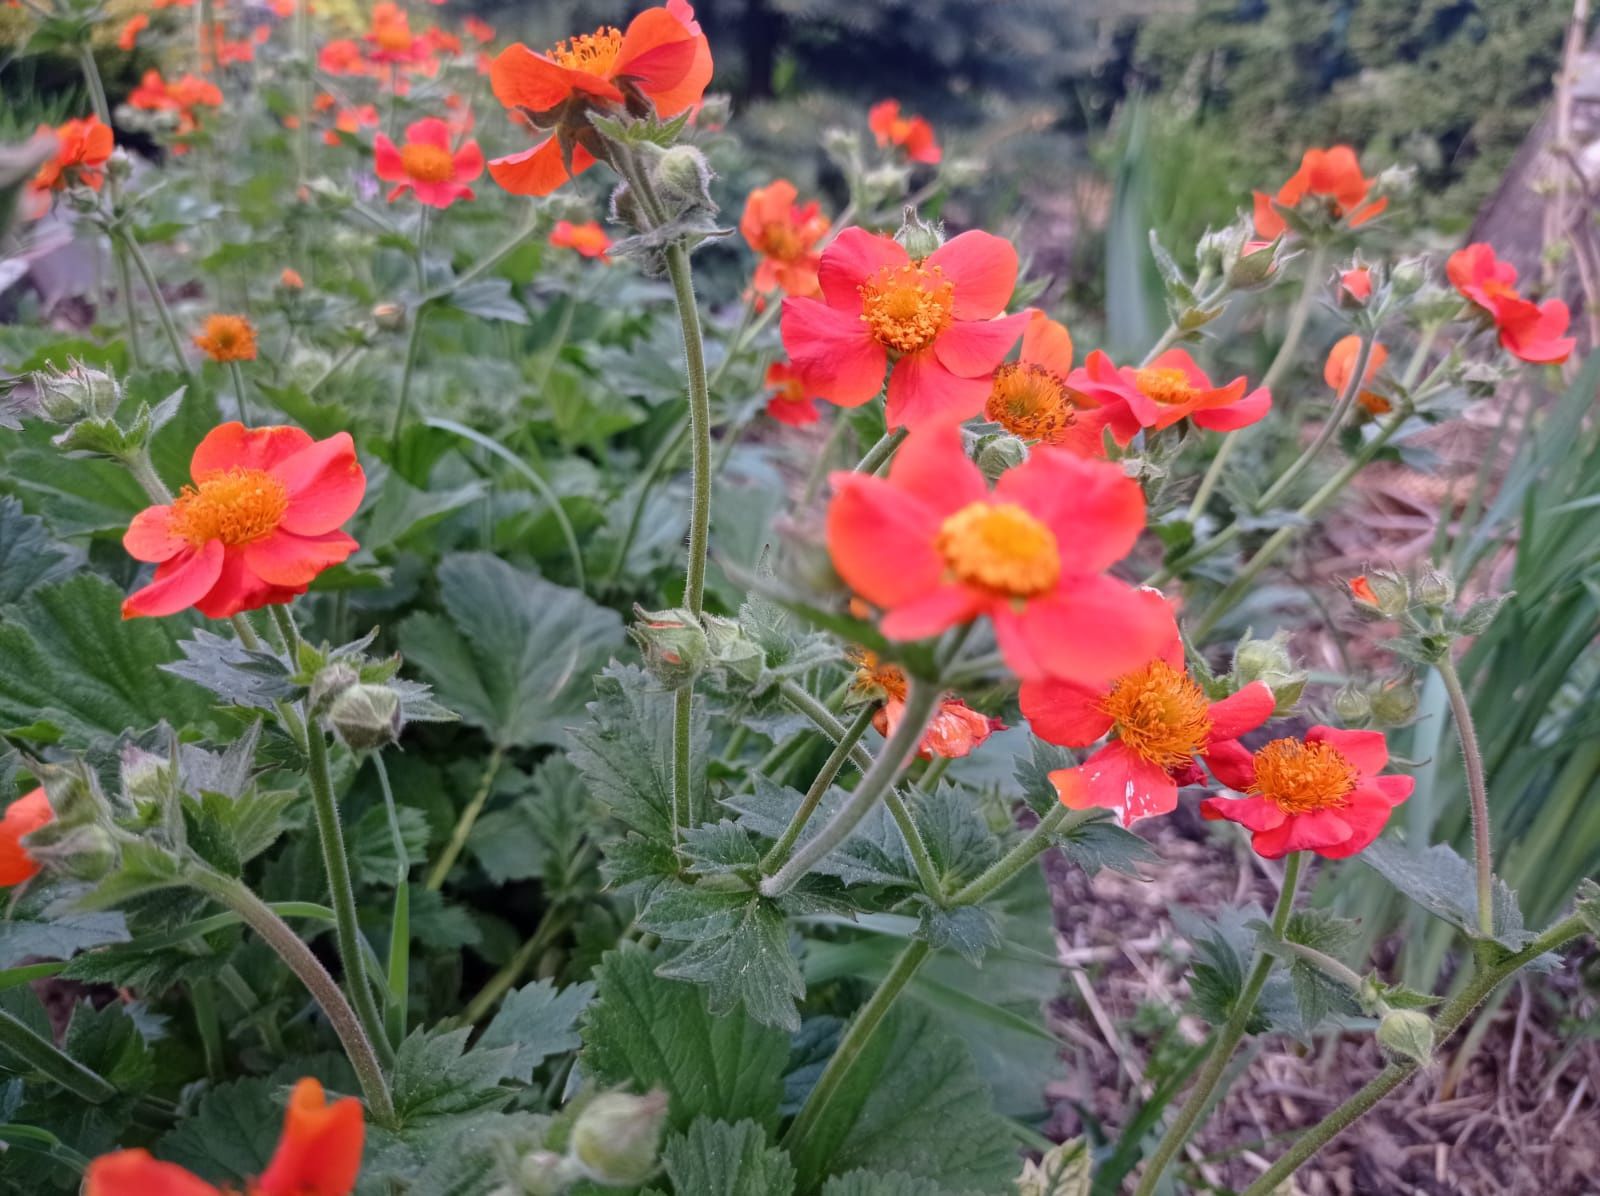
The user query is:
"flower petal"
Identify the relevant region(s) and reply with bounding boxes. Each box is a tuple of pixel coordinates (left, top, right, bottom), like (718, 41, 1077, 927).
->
(1019, 675, 1113, 747)
(488, 138, 596, 197)
(781, 296, 886, 406)
(121, 541, 224, 619)
(1199, 792, 1286, 832)
(1315, 789, 1396, 859)
(491, 44, 598, 112)
(1191, 385, 1272, 432)
(931, 310, 1030, 377)
(996, 448, 1147, 574)
(273, 433, 366, 536)
(879, 584, 986, 642)
(373, 134, 406, 182)
(85, 1149, 222, 1196)
(451, 140, 485, 182)
(818, 228, 908, 313)
(825, 473, 944, 609)
(1202, 738, 1256, 790)
(1021, 310, 1074, 376)
(190, 422, 313, 479)
(404, 117, 451, 150)
(884, 349, 990, 429)
(883, 424, 986, 516)
(1306, 725, 1388, 777)
(124, 505, 186, 563)
(194, 549, 299, 618)
(1055, 741, 1178, 825)
(1254, 809, 1353, 859)
(925, 230, 1018, 319)
(997, 574, 1172, 686)
(244, 530, 358, 587)
(1206, 680, 1275, 742)
(256, 1078, 365, 1196)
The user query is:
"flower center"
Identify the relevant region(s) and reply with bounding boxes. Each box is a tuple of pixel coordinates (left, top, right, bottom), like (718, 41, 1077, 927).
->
(374, 22, 412, 52)
(759, 220, 808, 262)
(1250, 738, 1359, 814)
(986, 363, 1077, 443)
(169, 468, 289, 547)
(1134, 366, 1197, 406)
(851, 649, 909, 703)
(548, 25, 623, 75)
(859, 262, 954, 354)
(400, 142, 454, 182)
(935, 501, 1061, 598)
(1099, 659, 1212, 769)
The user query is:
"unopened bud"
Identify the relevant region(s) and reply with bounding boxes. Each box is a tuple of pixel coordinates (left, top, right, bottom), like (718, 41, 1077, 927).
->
(975, 432, 1027, 482)
(327, 683, 403, 751)
(821, 127, 860, 161)
(694, 93, 732, 131)
(279, 267, 305, 291)
(1195, 226, 1234, 277)
(1373, 164, 1415, 201)
(652, 145, 714, 214)
(1338, 265, 1374, 306)
(895, 206, 944, 259)
(66, 184, 100, 213)
(1227, 237, 1280, 289)
(1231, 632, 1305, 716)
(35, 363, 121, 422)
(630, 607, 709, 687)
(570, 1090, 668, 1187)
(1369, 676, 1420, 726)
(120, 744, 175, 806)
(512, 1150, 576, 1196)
(1349, 572, 1408, 618)
(308, 662, 360, 715)
(1376, 1008, 1434, 1066)
(25, 822, 117, 883)
(372, 302, 406, 333)
(608, 180, 644, 231)
(1391, 255, 1428, 296)
(1414, 567, 1455, 611)
(1333, 684, 1372, 725)
(106, 148, 133, 182)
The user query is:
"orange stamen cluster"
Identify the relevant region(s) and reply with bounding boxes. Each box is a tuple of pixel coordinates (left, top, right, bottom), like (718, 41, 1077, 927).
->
(935, 501, 1060, 598)
(169, 469, 289, 547)
(194, 314, 257, 362)
(759, 221, 806, 263)
(400, 142, 454, 182)
(1133, 366, 1195, 406)
(851, 648, 909, 702)
(549, 26, 623, 75)
(1251, 738, 1358, 813)
(1099, 659, 1212, 768)
(986, 363, 1076, 442)
(859, 262, 954, 354)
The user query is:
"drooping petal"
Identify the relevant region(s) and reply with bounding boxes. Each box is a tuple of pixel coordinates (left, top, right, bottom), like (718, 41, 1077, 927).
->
(883, 424, 986, 517)
(1306, 725, 1388, 778)
(1192, 386, 1271, 432)
(924, 230, 1018, 319)
(1206, 680, 1276, 742)
(1018, 675, 1113, 747)
(488, 137, 596, 196)
(85, 1149, 222, 1196)
(825, 473, 945, 609)
(1252, 809, 1353, 858)
(996, 448, 1146, 574)
(817, 228, 908, 313)
(244, 530, 359, 588)
(190, 422, 314, 479)
(273, 433, 365, 536)
(884, 349, 990, 429)
(1020, 309, 1074, 376)
(372, 134, 406, 182)
(255, 1078, 365, 1196)
(121, 541, 224, 619)
(996, 574, 1171, 686)
(931, 310, 1030, 377)
(194, 549, 299, 618)
(1199, 792, 1287, 832)
(124, 505, 186, 563)
(1054, 741, 1179, 825)
(879, 583, 987, 642)
(781, 296, 886, 406)
(1201, 738, 1256, 790)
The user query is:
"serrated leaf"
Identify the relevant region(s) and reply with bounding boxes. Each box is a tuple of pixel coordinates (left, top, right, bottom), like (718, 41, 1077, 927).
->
(1256, 910, 1362, 1030)
(723, 776, 916, 889)
(913, 786, 999, 886)
(467, 757, 592, 887)
(61, 999, 156, 1095)
(350, 803, 430, 886)
(820, 1170, 978, 1196)
(1013, 737, 1074, 817)
(391, 1026, 517, 1124)
(447, 279, 529, 324)
(1052, 814, 1158, 879)
(1575, 879, 1600, 938)
(478, 979, 595, 1083)
(0, 909, 128, 969)
(0, 496, 79, 605)
(1362, 838, 1534, 947)
(1173, 905, 1266, 1030)
(582, 947, 788, 1133)
(914, 900, 999, 966)
(679, 820, 763, 877)
(661, 1118, 794, 1196)
(398, 553, 623, 750)
(162, 628, 297, 709)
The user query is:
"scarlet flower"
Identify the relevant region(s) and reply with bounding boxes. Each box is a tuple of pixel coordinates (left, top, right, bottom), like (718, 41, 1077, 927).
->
(270, 0, 294, 17)
(1447, 243, 1574, 365)
(424, 27, 462, 55)
(86, 1078, 363, 1196)
(868, 99, 941, 165)
(117, 12, 148, 51)
(1065, 348, 1270, 445)
(781, 228, 1030, 429)
(194, 314, 258, 363)
(852, 651, 1002, 760)
(1023, 602, 1276, 825)
(373, 118, 482, 208)
(1324, 335, 1390, 415)
(764, 361, 820, 426)
(323, 104, 379, 145)
(1200, 726, 1413, 859)
(28, 115, 113, 201)
(826, 425, 1169, 684)
(487, 1, 711, 196)
(740, 180, 829, 297)
(0, 789, 52, 888)
(364, 2, 428, 65)
(318, 39, 369, 75)
(129, 71, 222, 138)
(1252, 145, 1387, 239)
(548, 219, 612, 260)
(464, 15, 494, 44)
(984, 310, 1108, 454)
(121, 423, 365, 620)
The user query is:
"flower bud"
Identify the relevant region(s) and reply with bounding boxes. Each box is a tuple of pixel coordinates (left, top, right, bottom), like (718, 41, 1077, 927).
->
(1195, 226, 1235, 278)
(1414, 567, 1455, 611)
(1332, 683, 1372, 725)
(608, 179, 645, 231)
(66, 184, 100, 213)
(570, 1090, 668, 1187)
(1231, 632, 1305, 717)
(327, 683, 404, 751)
(1338, 265, 1373, 307)
(651, 145, 715, 215)
(1369, 676, 1420, 726)
(1349, 571, 1408, 618)
(372, 302, 406, 333)
(1390, 255, 1428, 296)
(630, 607, 709, 686)
(308, 662, 360, 715)
(1227, 237, 1280, 290)
(895, 206, 944, 259)
(975, 432, 1028, 482)
(25, 822, 117, 883)
(279, 267, 305, 291)
(821, 126, 860, 162)
(694, 93, 732, 131)
(941, 156, 984, 189)
(35, 363, 122, 422)
(1376, 1008, 1434, 1066)
(106, 148, 133, 183)
(701, 614, 764, 684)
(120, 744, 175, 807)
(1373, 163, 1416, 201)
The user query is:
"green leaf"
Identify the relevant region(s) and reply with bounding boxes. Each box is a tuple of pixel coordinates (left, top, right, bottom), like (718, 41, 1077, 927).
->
(1013, 738, 1073, 817)
(914, 901, 999, 967)
(913, 786, 999, 886)
(1258, 910, 1362, 1030)
(477, 979, 595, 1083)
(163, 629, 297, 710)
(661, 1118, 795, 1196)
(350, 803, 430, 886)
(1361, 838, 1534, 948)
(398, 553, 623, 750)
(724, 777, 916, 889)
(821, 1170, 978, 1196)
(391, 1025, 517, 1125)
(1577, 879, 1600, 938)
(0, 496, 78, 606)
(61, 999, 154, 1095)
(786, 1003, 1016, 1192)
(1052, 814, 1159, 879)
(570, 664, 704, 842)
(0, 574, 215, 747)
(447, 279, 530, 324)
(466, 757, 593, 888)
(582, 947, 788, 1133)
(0, 909, 128, 969)
(1017, 1137, 1091, 1195)
(1172, 905, 1264, 1030)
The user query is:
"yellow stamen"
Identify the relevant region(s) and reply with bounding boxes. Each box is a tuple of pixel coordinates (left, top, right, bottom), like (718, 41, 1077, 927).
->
(400, 142, 454, 182)
(851, 648, 909, 702)
(1134, 366, 1197, 406)
(935, 501, 1060, 598)
(169, 468, 289, 547)
(1251, 738, 1359, 814)
(1099, 659, 1212, 769)
(859, 262, 954, 354)
(548, 25, 623, 75)
(986, 363, 1077, 443)
(760, 221, 806, 263)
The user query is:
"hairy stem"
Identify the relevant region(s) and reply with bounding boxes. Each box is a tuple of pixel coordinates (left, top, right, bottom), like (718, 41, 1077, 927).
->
(427, 745, 504, 891)
(948, 804, 1076, 906)
(1437, 653, 1494, 937)
(761, 704, 875, 874)
(1255, 330, 1375, 511)
(0, 1006, 117, 1104)
(854, 427, 906, 475)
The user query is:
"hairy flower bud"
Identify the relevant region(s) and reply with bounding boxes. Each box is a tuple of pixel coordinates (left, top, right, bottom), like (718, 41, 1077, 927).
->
(1231, 631, 1305, 715)
(372, 302, 407, 333)
(308, 662, 360, 715)
(895, 206, 944, 259)
(570, 1090, 668, 1187)
(1369, 677, 1420, 726)
(652, 145, 715, 216)
(1390, 255, 1428, 296)
(328, 683, 404, 751)
(1349, 571, 1408, 618)
(975, 432, 1028, 482)
(1414, 567, 1456, 611)
(106, 148, 133, 183)
(1332, 683, 1372, 725)
(630, 607, 709, 687)
(35, 363, 122, 422)
(1227, 237, 1281, 290)
(1376, 1008, 1435, 1066)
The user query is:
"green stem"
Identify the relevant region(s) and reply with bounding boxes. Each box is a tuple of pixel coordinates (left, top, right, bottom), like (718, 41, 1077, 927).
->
(305, 723, 394, 1067)
(1133, 852, 1304, 1196)
(604, 417, 688, 588)
(761, 679, 938, 897)
(948, 804, 1075, 906)
(115, 226, 194, 382)
(427, 745, 504, 891)
(1186, 431, 1237, 522)
(112, 244, 145, 370)
(373, 753, 411, 1047)
(919, 754, 952, 792)
(782, 938, 932, 1157)
(1239, 912, 1590, 1196)
(672, 686, 694, 835)
(123, 448, 174, 504)
(1273, 938, 1365, 995)
(1437, 653, 1494, 937)
(389, 305, 427, 444)
(191, 977, 225, 1079)
(188, 867, 395, 1126)
(882, 788, 943, 897)
(1259, 245, 1328, 394)
(306, 343, 364, 397)
(1254, 330, 1375, 511)
(460, 905, 575, 1025)
(0, 1006, 117, 1104)
(854, 427, 906, 475)
(427, 205, 540, 301)
(227, 359, 250, 426)
(760, 704, 875, 874)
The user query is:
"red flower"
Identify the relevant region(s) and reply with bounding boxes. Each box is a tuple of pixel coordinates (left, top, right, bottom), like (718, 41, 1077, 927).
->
(319, 39, 370, 75)
(826, 425, 1168, 684)
(117, 12, 149, 50)
(1066, 348, 1270, 445)
(364, 2, 428, 65)
(27, 116, 113, 212)
(549, 219, 612, 260)
(984, 310, 1108, 454)
(374, 118, 482, 207)
(1324, 335, 1390, 415)
(781, 228, 1029, 429)
(0, 789, 52, 888)
(122, 423, 365, 620)
(324, 104, 379, 145)
(1200, 726, 1413, 859)
(487, 1, 711, 197)
(1252, 145, 1387, 239)
(1447, 243, 1574, 365)
(86, 1078, 363, 1196)
(868, 99, 941, 164)
(764, 361, 820, 426)
(741, 180, 829, 297)
(1348, 575, 1379, 608)
(1340, 266, 1372, 304)
(853, 651, 1001, 759)
(1023, 603, 1276, 825)
(464, 16, 495, 44)
(129, 71, 222, 139)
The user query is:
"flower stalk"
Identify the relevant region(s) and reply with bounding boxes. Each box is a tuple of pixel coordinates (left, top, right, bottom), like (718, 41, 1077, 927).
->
(761, 704, 875, 873)
(1436, 653, 1495, 938)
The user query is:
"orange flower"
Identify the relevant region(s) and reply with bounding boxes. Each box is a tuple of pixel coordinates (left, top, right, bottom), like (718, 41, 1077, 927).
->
(852, 651, 1002, 760)
(764, 361, 819, 426)
(194, 314, 257, 363)
(984, 310, 1107, 453)
(318, 39, 369, 75)
(280, 268, 304, 289)
(0, 789, 52, 888)
(1066, 348, 1270, 445)
(86, 1078, 363, 1196)
(1200, 727, 1413, 859)
(740, 180, 829, 296)
(548, 219, 612, 261)
(424, 27, 462, 55)
(323, 104, 379, 145)
(487, 1, 711, 196)
(1348, 575, 1380, 609)
(464, 15, 494, 44)
(373, 118, 483, 208)
(868, 99, 941, 165)
(827, 424, 1167, 684)
(1323, 335, 1390, 415)
(122, 423, 365, 619)
(1253, 146, 1386, 239)
(28, 115, 114, 207)
(1340, 266, 1372, 304)
(781, 227, 1029, 428)
(117, 12, 149, 50)
(1447, 242, 1574, 365)
(129, 70, 222, 138)
(364, 2, 428, 65)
